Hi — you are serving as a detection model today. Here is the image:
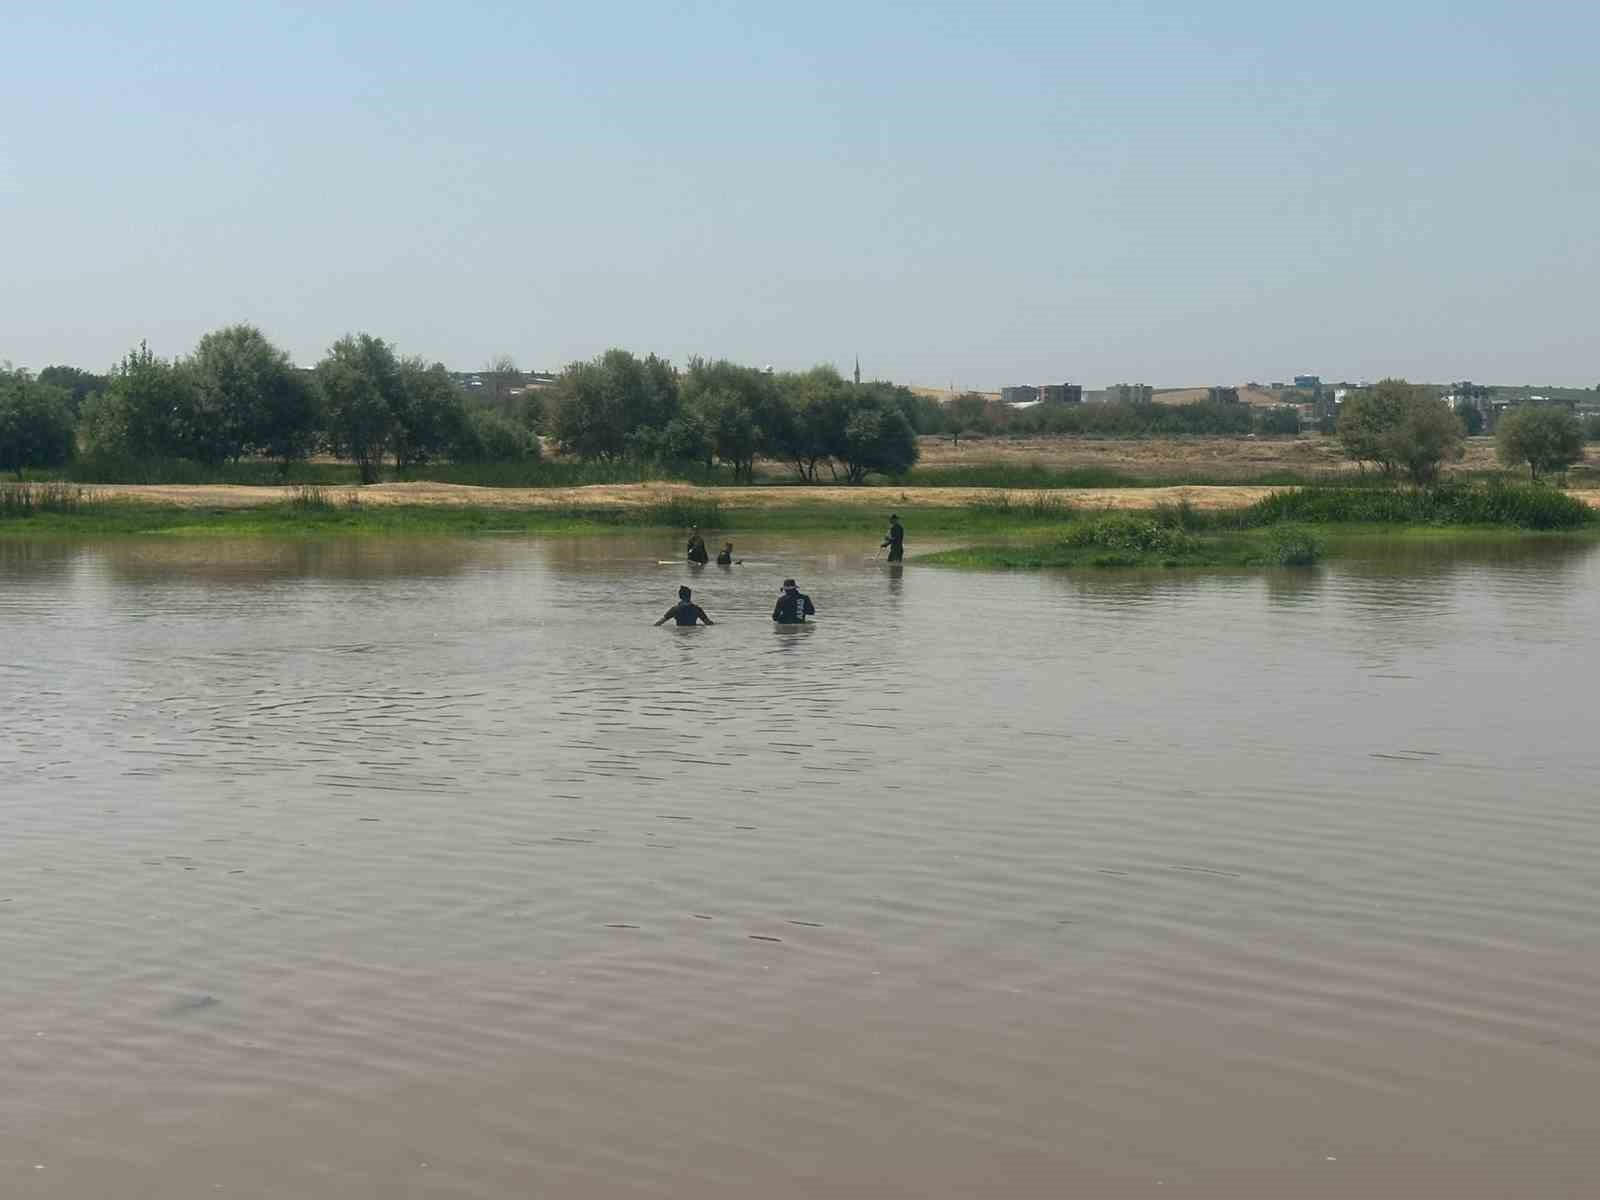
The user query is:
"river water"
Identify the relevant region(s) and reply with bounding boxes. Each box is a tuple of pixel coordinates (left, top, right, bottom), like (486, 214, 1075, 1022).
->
(3, 534, 1598, 1198)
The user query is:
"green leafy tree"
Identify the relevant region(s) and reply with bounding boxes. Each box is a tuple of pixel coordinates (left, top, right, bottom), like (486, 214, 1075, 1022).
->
(36, 366, 109, 417)
(837, 399, 918, 483)
(82, 341, 201, 460)
(0, 367, 76, 474)
(317, 334, 402, 483)
(549, 349, 680, 460)
(394, 358, 469, 472)
(190, 324, 320, 470)
(1496, 406, 1584, 480)
(681, 358, 778, 481)
(1337, 379, 1463, 483)
(1455, 403, 1485, 436)
(947, 392, 993, 444)
(766, 366, 850, 480)
(629, 410, 714, 467)
(451, 408, 539, 462)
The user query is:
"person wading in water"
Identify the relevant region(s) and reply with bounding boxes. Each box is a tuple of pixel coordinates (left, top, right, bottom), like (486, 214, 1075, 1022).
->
(882, 514, 905, 562)
(686, 527, 709, 565)
(716, 541, 737, 566)
(655, 586, 714, 626)
(771, 578, 816, 624)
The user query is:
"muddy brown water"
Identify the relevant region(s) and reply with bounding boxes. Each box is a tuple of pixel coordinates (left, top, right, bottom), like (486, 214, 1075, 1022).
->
(3, 534, 1598, 1198)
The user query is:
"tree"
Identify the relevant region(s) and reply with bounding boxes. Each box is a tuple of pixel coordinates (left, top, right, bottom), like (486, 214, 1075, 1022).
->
(1388, 394, 1465, 484)
(766, 366, 849, 480)
(451, 408, 538, 462)
(36, 366, 109, 417)
(837, 400, 918, 483)
(81, 341, 201, 460)
(1337, 379, 1463, 483)
(317, 334, 402, 483)
(0, 367, 76, 474)
(629, 410, 714, 467)
(681, 358, 777, 481)
(1496, 406, 1584, 481)
(394, 358, 468, 472)
(190, 324, 319, 470)
(1456, 403, 1485, 436)
(548, 349, 680, 460)
(947, 392, 992, 444)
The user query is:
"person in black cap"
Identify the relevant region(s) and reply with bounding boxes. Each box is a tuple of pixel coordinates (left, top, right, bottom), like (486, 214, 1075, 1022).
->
(655, 585, 714, 626)
(686, 526, 709, 565)
(771, 578, 816, 625)
(881, 514, 904, 562)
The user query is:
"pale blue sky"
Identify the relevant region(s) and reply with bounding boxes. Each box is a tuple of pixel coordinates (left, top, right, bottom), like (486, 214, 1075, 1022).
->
(3, 0, 1595, 388)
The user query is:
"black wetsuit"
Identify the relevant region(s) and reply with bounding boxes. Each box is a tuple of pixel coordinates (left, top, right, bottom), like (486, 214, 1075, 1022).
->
(663, 602, 711, 626)
(772, 591, 816, 624)
(716, 550, 733, 565)
(687, 536, 709, 565)
(884, 522, 904, 562)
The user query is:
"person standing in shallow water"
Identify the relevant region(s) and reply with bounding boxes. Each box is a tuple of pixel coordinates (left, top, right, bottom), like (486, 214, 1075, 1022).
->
(655, 586, 714, 626)
(716, 541, 736, 566)
(772, 578, 816, 624)
(686, 527, 709, 565)
(882, 514, 905, 562)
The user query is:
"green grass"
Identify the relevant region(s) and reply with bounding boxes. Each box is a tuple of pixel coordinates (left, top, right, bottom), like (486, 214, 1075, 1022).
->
(1225, 482, 1595, 530)
(921, 516, 1325, 570)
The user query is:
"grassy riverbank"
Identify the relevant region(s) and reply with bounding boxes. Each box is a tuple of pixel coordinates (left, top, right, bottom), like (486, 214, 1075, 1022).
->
(2, 483, 1595, 573)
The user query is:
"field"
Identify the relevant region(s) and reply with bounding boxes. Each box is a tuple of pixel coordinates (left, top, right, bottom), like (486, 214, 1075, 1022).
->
(910, 434, 1587, 483)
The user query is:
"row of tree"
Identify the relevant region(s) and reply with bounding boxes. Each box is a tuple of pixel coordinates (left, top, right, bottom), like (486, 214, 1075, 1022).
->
(937, 392, 1308, 440)
(544, 352, 925, 482)
(1337, 379, 1587, 482)
(2, 328, 537, 480)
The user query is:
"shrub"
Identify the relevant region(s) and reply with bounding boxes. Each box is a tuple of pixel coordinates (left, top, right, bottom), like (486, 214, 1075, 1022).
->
(1496, 406, 1584, 480)
(1256, 526, 1323, 566)
(1253, 406, 1301, 436)
(452, 408, 540, 463)
(289, 485, 335, 511)
(1062, 514, 1200, 556)
(967, 490, 1074, 519)
(1236, 483, 1595, 530)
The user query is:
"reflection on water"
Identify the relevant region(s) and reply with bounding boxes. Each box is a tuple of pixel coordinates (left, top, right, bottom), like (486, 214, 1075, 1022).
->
(3, 534, 1599, 1198)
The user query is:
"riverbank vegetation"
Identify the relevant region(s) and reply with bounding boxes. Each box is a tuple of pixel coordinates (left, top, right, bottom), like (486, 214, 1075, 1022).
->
(2, 481, 1592, 577)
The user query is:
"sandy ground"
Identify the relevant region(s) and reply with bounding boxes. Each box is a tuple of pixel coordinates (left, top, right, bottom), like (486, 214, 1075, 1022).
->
(75, 481, 1289, 512)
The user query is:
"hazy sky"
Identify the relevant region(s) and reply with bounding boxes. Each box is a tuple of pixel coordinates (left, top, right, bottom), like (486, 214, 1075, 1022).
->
(3, 0, 1595, 388)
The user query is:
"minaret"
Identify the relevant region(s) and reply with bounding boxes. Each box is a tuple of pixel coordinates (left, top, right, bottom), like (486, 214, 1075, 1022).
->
(854, 354, 861, 386)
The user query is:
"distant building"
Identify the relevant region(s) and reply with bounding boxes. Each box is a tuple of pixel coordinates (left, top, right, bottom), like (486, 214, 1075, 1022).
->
(1000, 385, 1039, 405)
(1039, 383, 1083, 405)
(1294, 375, 1322, 390)
(1110, 383, 1153, 404)
(1208, 386, 1240, 405)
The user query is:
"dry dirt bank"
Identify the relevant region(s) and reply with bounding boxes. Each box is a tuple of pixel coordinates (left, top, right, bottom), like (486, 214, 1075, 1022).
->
(81, 481, 1296, 512)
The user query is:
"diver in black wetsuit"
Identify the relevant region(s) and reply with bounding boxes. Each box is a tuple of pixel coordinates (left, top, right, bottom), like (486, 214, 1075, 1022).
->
(686, 527, 709, 565)
(655, 585, 714, 626)
(881, 514, 904, 562)
(771, 578, 816, 624)
(716, 541, 735, 566)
